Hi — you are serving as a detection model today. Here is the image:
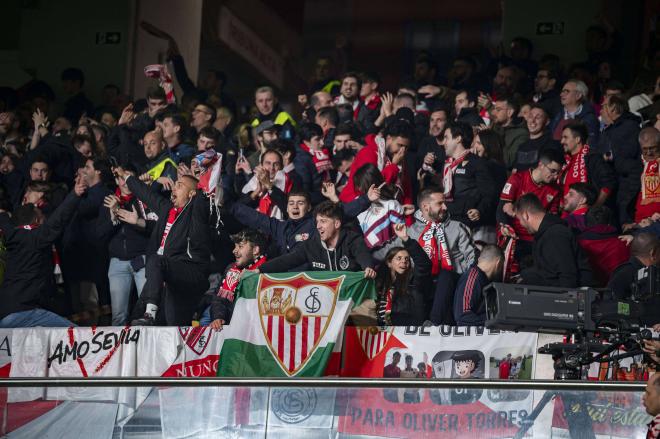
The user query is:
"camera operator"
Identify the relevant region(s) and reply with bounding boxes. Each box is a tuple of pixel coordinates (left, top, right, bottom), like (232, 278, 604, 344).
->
(608, 232, 659, 299)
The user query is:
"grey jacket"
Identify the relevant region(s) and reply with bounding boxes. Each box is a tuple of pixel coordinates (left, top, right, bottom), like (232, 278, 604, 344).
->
(374, 210, 476, 274)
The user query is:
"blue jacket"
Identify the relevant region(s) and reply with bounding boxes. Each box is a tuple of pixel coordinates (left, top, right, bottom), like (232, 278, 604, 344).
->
(169, 142, 195, 165)
(550, 102, 600, 147)
(453, 266, 489, 326)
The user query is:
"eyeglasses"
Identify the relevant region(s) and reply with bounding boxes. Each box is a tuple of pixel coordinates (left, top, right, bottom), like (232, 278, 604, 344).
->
(543, 163, 562, 174)
(642, 146, 659, 154)
(560, 89, 575, 94)
(192, 107, 212, 115)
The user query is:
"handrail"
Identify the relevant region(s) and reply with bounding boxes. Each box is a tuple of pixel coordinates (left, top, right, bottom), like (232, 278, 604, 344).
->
(0, 377, 646, 391)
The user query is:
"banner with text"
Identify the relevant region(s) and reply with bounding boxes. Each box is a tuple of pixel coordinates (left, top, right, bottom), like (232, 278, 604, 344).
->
(338, 326, 539, 438)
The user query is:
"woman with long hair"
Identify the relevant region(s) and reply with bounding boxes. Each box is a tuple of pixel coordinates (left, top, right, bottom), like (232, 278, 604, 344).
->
(374, 223, 431, 326)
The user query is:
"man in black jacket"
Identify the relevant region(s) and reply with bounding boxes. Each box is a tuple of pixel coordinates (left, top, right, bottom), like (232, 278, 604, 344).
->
(607, 232, 658, 299)
(515, 193, 593, 288)
(258, 201, 376, 277)
(62, 158, 113, 323)
(120, 170, 210, 326)
(442, 122, 497, 228)
(0, 183, 86, 327)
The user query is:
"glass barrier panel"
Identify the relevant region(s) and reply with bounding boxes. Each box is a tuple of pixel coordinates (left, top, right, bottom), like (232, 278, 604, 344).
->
(0, 383, 652, 438)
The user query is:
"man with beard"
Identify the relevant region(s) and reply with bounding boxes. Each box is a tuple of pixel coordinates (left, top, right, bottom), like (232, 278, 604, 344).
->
(334, 72, 361, 114)
(416, 105, 449, 183)
(513, 105, 561, 172)
(123, 171, 210, 326)
(208, 229, 268, 329)
(379, 187, 475, 324)
(515, 193, 593, 288)
(627, 128, 660, 227)
(339, 119, 414, 205)
(562, 182, 597, 231)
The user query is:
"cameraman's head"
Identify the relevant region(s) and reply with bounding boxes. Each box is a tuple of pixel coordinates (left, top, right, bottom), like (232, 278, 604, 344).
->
(631, 232, 659, 268)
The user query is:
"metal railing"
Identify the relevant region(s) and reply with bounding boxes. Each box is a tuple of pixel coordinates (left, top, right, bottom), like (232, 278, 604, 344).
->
(0, 377, 646, 391)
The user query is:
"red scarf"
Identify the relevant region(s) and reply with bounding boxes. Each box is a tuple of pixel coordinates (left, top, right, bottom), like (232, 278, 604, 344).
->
(22, 224, 63, 284)
(497, 225, 519, 282)
(158, 206, 183, 255)
(562, 144, 590, 196)
(363, 94, 382, 111)
(442, 152, 469, 202)
(415, 212, 452, 275)
(299, 143, 332, 178)
(114, 188, 134, 207)
(217, 255, 266, 302)
(641, 159, 660, 205)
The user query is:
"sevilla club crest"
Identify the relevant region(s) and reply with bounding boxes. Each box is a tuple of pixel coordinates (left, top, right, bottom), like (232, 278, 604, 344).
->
(257, 273, 344, 375)
(356, 326, 393, 360)
(179, 326, 213, 356)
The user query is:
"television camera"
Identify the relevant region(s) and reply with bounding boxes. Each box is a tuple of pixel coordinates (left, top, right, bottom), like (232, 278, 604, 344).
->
(484, 265, 659, 379)
(485, 268, 659, 439)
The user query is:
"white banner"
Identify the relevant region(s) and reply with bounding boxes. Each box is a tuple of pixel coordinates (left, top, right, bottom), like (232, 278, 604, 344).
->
(8, 326, 224, 412)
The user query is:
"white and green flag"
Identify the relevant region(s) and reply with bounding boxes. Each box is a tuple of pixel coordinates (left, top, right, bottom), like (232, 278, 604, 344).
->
(218, 271, 374, 377)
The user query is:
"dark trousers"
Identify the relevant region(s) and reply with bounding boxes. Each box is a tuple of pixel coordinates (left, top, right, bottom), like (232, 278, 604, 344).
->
(429, 270, 459, 325)
(141, 255, 209, 326)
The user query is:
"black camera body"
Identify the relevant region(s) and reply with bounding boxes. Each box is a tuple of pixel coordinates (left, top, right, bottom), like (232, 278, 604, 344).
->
(631, 265, 660, 302)
(484, 282, 657, 333)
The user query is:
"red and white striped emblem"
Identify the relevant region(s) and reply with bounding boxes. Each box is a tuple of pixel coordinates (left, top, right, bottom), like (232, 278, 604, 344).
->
(264, 314, 327, 373)
(178, 326, 212, 356)
(257, 273, 344, 376)
(356, 327, 393, 360)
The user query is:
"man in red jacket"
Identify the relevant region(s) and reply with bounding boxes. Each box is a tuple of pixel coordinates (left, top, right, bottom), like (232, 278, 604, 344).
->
(339, 119, 414, 205)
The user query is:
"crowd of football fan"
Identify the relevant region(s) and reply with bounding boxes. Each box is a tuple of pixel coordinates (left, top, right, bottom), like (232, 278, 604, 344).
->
(0, 28, 659, 367)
